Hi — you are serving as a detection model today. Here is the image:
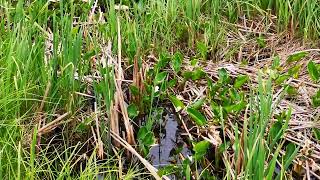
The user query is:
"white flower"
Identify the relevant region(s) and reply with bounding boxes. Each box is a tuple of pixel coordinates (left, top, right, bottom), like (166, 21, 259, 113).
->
(155, 86, 159, 92)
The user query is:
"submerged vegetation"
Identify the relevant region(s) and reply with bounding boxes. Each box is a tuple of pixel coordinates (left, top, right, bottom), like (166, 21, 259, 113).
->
(1, 0, 320, 179)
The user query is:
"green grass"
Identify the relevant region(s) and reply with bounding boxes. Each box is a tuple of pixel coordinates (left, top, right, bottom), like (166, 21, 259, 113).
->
(0, 0, 319, 179)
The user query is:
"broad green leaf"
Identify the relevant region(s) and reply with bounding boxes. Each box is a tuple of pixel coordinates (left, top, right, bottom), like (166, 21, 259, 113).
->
(269, 109, 291, 150)
(232, 100, 246, 113)
(268, 69, 279, 80)
(312, 90, 320, 107)
(313, 128, 320, 140)
(127, 104, 139, 119)
(218, 141, 230, 154)
(268, 121, 282, 144)
(169, 95, 185, 112)
(275, 74, 290, 85)
(288, 64, 301, 78)
(156, 53, 170, 70)
(185, 164, 191, 180)
(191, 68, 206, 80)
(191, 58, 198, 66)
(285, 85, 298, 96)
(286, 52, 308, 63)
(172, 52, 183, 73)
(199, 169, 216, 180)
(83, 50, 96, 60)
(129, 85, 140, 96)
(158, 165, 178, 176)
(154, 72, 167, 85)
(257, 35, 266, 48)
(307, 61, 319, 82)
(187, 108, 207, 126)
(143, 132, 155, 146)
(272, 56, 280, 70)
(229, 88, 240, 101)
(183, 71, 193, 79)
(196, 41, 207, 59)
(75, 122, 88, 134)
(218, 68, 230, 84)
(276, 143, 299, 180)
(137, 126, 148, 140)
(234, 75, 249, 88)
(190, 97, 205, 110)
(193, 140, 210, 160)
(283, 143, 298, 169)
(168, 79, 177, 87)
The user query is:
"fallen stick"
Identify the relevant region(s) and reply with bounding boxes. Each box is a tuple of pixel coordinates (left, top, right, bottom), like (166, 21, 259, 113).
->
(38, 112, 70, 135)
(110, 131, 169, 180)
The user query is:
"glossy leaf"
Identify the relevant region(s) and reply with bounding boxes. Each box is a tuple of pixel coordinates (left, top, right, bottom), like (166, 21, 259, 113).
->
(187, 108, 207, 126)
(154, 71, 167, 85)
(275, 74, 290, 85)
(218, 68, 230, 84)
(285, 85, 298, 96)
(234, 75, 249, 88)
(196, 41, 207, 59)
(169, 95, 185, 112)
(193, 140, 210, 160)
(307, 61, 319, 82)
(286, 52, 308, 63)
(191, 68, 206, 80)
(190, 97, 205, 110)
(127, 104, 139, 119)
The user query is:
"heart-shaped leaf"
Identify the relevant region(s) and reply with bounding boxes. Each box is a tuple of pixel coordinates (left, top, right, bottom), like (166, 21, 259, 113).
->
(234, 75, 249, 88)
(218, 68, 230, 84)
(154, 71, 167, 85)
(127, 104, 139, 119)
(169, 95, 185, 112)
(193, 140, 210, 160)
(138, 126, 148, 140)
(187, 108, 207, 126)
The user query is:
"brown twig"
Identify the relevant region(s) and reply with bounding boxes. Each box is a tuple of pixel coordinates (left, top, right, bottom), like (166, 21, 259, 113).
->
(38, 112, 70, 135)
(115, 16, 135, 145)
(94, 102, 104, 159)
(110, 131, 169, 180)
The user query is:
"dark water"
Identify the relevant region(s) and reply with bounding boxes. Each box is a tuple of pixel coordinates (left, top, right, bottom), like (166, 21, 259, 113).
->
(149, 113, 191, 168)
